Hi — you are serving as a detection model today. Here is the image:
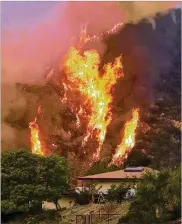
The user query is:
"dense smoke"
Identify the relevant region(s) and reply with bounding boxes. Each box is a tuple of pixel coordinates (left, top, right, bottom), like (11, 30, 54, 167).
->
(1, 1, 179, 151)
(2, 2, 177, 83)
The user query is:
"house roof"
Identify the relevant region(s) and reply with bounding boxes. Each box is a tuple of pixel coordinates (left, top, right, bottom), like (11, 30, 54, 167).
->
(78, 167, 154, 181)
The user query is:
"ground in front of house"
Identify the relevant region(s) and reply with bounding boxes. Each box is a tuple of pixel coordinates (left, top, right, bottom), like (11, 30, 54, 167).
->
(59, 202, 130, 224)
(8, 201, 130, 224)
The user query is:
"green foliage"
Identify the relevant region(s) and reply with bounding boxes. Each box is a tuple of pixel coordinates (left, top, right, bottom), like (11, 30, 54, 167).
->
(2, 149, 69, 214)
(106, 183, 130, 203)
(122, 167, 181, 224)
(40, 154, 69, 210)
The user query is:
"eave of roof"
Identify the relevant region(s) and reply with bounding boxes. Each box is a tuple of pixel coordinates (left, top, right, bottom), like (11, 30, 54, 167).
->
(78, 167, 154, 180)
(78, 177, 142, 181)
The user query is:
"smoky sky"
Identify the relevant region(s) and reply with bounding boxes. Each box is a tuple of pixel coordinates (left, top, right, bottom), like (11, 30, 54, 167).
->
(1, 1, 178, 151)
(2, 1, 178, 83)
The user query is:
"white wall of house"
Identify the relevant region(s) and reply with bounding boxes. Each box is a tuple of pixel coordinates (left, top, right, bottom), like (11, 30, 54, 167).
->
(42, 196, 76, 210)
(42, 201, 57, 210)
(94, 180, 138, 194)
(95, 181, 121, 194)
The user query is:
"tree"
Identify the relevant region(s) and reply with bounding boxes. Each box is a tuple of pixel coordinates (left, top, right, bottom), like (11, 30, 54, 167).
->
(2, 149, 42, 214)
(122, 168, 181, 224)
(2, 149, 69, 214)
(163, 167, 181, 220)
(40, 154, 69, 210)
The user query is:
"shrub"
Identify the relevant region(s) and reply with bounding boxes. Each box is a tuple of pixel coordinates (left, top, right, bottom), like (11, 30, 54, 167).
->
(106, 184, 130, 203)
(76, 191, 91, 205)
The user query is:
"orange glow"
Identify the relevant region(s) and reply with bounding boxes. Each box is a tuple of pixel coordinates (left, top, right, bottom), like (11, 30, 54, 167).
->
(29, 117, 44, 156)
(111, 108, 139, 166)
(62, 29, 124, 161)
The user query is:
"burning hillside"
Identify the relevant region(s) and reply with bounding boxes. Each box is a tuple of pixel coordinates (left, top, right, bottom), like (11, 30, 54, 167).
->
(2, 4, 181, 170)
(28, 27, 140, 166)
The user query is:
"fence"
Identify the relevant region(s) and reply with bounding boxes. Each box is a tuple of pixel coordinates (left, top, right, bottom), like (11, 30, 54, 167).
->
(76, 213, 122, 224)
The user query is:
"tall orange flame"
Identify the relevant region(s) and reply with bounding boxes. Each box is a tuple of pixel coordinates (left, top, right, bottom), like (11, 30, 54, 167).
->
(29, 117, 44, 156)
(41, 25, 139, 164)
(111, 108, 140, 166)
(29, 105, 46, 156)
(26, 23, 140, 165)
(62, 30, 124, 161)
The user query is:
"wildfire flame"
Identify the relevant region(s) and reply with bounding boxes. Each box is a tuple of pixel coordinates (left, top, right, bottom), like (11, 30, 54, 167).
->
(29, 24, 139, 165)
(29, 105, 46, 156)
(29, 118, 44, 156)
(63, 30, 124, 161)
(111, 108, 140, 166)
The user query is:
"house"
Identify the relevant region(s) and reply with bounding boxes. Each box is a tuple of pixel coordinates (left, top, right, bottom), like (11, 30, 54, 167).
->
(78, 166, 154, 194)
(43, 167, 156, 209)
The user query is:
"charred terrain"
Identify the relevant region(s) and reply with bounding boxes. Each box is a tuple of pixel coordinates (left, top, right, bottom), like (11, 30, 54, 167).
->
(2, 8, 181, 177)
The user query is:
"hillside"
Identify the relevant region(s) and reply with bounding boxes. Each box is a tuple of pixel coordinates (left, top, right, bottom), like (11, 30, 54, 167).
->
(101, 8, 181, 169)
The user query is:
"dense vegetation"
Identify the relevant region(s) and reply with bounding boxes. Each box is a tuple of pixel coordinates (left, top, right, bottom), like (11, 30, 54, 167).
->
(2, 150, 69, 220)
(106, 183, 130, 203)
(120, 168, 181, 223)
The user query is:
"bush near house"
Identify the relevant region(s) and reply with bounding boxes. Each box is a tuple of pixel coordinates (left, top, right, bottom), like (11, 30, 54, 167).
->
(106, 184, 130, 203)
(75, 191, 91, 205)
(119, 167, 181, 224)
